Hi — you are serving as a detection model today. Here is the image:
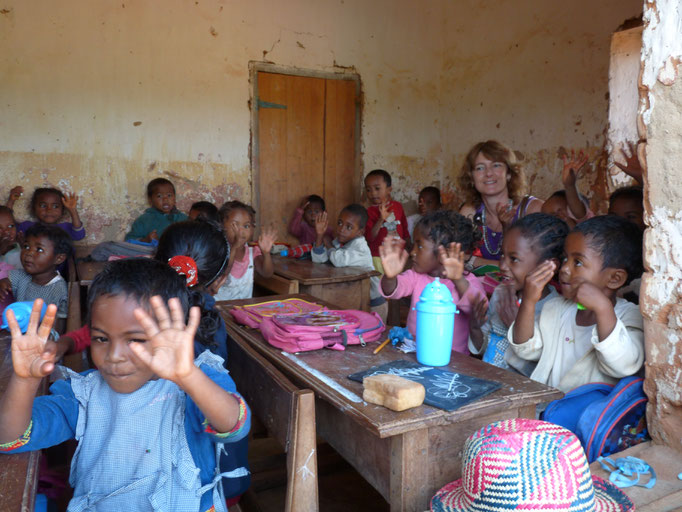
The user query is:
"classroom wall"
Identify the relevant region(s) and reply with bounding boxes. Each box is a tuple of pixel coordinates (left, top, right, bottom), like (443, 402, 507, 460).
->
(639, 0, 682, 453)
(0, 0, 641, 242)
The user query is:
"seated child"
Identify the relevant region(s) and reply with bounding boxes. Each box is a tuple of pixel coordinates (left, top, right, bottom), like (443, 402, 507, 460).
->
(188, 201, 220, 223)
(311, 204, 387, 321)
(0, 259, 250, 512)
(541, 150, 594, 228)
(364, 169, 410, 272)
(214, 201, 275, 301)
(469, 213, 568, 376)
(14, 187, 85, 241)
(406, 186, 441, 237)
(288, 195, 333, 245)
(608, 185, 644, 231)
(379, 210, 487, 354)
(0, 224, 71, 332)
(126, 177, 188, 242)
(0, 206, 22, 269)
(509, 215, 644, 392)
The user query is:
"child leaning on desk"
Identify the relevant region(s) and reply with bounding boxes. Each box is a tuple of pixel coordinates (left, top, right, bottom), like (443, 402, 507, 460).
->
(311, 203, 387, 322)
(0, 259, 250, 512)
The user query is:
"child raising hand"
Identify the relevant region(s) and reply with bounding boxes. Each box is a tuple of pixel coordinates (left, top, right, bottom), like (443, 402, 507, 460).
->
(380, 210, 487, 354)
(0, 259, 249, 512)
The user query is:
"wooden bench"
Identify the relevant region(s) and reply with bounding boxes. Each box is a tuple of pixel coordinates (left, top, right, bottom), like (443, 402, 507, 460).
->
(226, 327, 318, 512)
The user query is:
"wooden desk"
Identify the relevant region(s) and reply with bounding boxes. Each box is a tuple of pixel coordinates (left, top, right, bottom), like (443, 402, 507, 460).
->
(256, 255, 379, 311)
(217, 295, 564, 511)
(75, 261, 107, 284)
(0, 332, 42, 512)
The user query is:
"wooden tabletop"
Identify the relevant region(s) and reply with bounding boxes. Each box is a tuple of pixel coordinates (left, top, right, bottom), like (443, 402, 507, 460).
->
(216, 294, 563, 439)
(0, 332, 41, 512)
(270, 255, 379, 285)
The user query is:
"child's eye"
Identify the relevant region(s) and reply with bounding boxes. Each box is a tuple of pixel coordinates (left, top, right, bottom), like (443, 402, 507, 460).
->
(129, 338, 147, 344)
(510, 257, 519, 263)
(37, 248, 44, 253)
(574, 259, 583, 267)
(39, 203, 47, 208)
(92, 336, 108, 344)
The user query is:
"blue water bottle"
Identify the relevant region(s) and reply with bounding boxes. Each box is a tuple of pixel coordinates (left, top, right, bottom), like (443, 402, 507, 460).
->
(1, 301, 48, 334)
(415, 277, 458, 366)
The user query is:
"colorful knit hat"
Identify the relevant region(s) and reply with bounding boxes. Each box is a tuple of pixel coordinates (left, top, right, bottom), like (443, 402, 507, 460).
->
(431, 419, 634, 512)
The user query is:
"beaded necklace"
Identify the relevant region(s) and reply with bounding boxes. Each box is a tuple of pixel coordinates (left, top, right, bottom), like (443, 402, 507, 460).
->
(480, 200, 513, 257)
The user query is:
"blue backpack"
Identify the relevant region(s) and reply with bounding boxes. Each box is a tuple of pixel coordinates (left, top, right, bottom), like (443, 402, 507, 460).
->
(542, 376, 649, 462)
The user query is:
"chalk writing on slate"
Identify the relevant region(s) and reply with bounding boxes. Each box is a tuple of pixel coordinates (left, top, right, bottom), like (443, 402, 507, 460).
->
(348, 359, 502, 411)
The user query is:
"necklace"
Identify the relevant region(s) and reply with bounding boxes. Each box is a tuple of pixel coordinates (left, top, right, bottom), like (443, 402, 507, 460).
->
(480, 201, 511, 256)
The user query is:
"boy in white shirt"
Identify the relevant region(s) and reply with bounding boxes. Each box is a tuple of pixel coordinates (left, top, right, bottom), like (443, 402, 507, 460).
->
(312, 204, 387, 322)
(509, 215, 644, 392)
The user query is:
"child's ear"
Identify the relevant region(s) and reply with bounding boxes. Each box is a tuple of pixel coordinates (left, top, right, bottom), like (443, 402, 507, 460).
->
(207, 273, 228, 295)
(54, 253, 67, 266)
(605, 268, 628, 290)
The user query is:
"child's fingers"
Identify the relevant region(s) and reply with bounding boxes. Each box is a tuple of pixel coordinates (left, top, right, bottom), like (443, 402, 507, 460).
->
(129, 342, 154, 368)
(25, 299, 45, 336)
(186, 306, 201, 337)
(167, 298, 185, 330)
(5, 309, 23, 340)
(133, 305, 161, 339)
(149, 295, 173, 330)
(36, 304, 58, 341)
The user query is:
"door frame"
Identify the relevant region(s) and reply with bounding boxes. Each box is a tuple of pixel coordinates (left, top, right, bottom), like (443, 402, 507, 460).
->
(248, 62, 362, 221)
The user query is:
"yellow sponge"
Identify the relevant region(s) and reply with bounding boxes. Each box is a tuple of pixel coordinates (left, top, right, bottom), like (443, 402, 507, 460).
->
(362, 374, 425, 411)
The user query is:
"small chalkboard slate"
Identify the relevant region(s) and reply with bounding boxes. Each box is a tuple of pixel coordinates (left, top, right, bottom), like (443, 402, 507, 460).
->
(348, 359, 502, 412)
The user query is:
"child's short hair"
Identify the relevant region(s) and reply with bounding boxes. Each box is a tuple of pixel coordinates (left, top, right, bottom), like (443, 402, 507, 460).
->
(547, 189, 590, 206)
(0, 205, 15, 219)
(306, 194, 326, 211)
(416, 210, 480, 253)
(340, 204, 369, 229)
(190, 201, 219, 223)
(218, 200, 256, 223)
(420, 186, 441, 204)
(573, 215, 643, 285)
(155, 220, 229, 288)
(509, 213, 569, 263)
(365, 169, 392, 187)
(146, 178, 175, 197)
(29, 187, 64, 216)
(609, 185, 643, 209)
(24, 223, 73, 258)
(87, 258, 189, 324)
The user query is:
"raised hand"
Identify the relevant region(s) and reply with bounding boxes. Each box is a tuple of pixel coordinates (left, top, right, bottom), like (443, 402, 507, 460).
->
(61, 192, 79, 212)
(7, 186, 23, 208)
(469, 292, 489, 329)
(314, 211, 328, 237)
(614, 141, 644, 185)
(561, 150, 589, 187)
(496, 201, 515, 230)
(0, 278, 12, 300)
(438, 242, 465, 281)
(130, 296, 200, 385)
(7, 300, 59, 379)
(379, 236, 408, 279)
(258, 224, 277, 253)
(497, 283, 520, 328)
(299, 197, 310, 210)
(379, 201, 391, 221)
(573, 280, 611, 313)
(522, 260, 556, 304)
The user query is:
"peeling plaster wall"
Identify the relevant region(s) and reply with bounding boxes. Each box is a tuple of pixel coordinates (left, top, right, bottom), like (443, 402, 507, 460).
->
(1, 0, 641, 241)
(639, 0, 682, 452)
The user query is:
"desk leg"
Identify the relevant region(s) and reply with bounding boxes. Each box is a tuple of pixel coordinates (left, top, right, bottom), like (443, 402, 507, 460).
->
(390, 430, 430, 512)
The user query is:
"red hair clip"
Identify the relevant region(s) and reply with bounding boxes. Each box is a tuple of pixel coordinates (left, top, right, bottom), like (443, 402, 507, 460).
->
(168, 255, 199, 287)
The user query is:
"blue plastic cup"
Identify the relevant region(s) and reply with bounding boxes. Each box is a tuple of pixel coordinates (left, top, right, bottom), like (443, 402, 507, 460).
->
(1, 301, 48, 334)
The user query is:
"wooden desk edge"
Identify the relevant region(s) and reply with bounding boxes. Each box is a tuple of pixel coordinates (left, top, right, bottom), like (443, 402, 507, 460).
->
(224, 319, 563, 439)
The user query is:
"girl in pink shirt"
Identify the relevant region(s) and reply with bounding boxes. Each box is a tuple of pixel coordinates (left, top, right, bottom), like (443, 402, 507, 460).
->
(379, 210, 487, 354)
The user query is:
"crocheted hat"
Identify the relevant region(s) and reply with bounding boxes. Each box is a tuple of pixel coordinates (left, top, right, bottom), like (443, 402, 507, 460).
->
(431, 418, 634, 512)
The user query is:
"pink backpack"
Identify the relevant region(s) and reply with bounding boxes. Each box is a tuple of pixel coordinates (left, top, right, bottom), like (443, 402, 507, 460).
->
(230, 298, 324, 329)
(259, 309, 385, 353)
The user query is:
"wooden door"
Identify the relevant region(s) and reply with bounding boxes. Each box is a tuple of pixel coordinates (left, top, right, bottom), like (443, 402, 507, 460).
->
(254, 71, 359, 244)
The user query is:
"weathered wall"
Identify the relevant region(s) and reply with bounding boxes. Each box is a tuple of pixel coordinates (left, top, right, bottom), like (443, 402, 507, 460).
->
(0, 0, 641, 241)
(638, 0, 682, 452)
